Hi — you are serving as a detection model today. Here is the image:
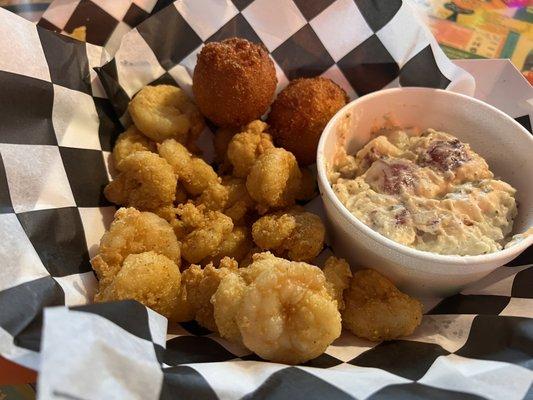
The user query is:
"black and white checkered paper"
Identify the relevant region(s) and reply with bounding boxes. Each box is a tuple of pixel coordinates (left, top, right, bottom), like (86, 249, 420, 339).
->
(38, 0, 177, 54)
(94, 0, 476, 122)
(0, 1, 532, 399)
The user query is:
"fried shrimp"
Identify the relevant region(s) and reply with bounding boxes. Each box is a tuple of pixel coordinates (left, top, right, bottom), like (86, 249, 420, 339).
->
(246, 148, 302, 213)
(158, 139, 220, 197)
(227, 120, 273, 178)
(235, 253, 341, 364)
(268, 77, 348, 166)
(184, 159, 221, 196)
(104, 151, 176, 211)
(176, 203, 234, 264)
(196, 182, 229, 211)
(211, 272, 247, 342)
(128, 84, 204, 144)
(193, 38, 277, 127)
(342, 269, 422, 341)
(323, 257, 352, 310)
(203, 226, 253, 265)
(95, 251, 183, 320)
(251, 207, 325, 261)
(91, 208, 181, 289)
(150, 204, 186, 238)
(221, 176, 255, 223)
(211, 252, 274, 342)
(182, 258, 238, 331)
(112, 125, 155, 170)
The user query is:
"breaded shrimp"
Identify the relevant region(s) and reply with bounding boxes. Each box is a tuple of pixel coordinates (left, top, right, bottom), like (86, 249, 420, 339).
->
(95, 251, 183, 321)
(196, 181, 229, 211)
(129, 85, 204, 144)
(91, 208, 181, 289)
(158, 139, 220, 197)
(323, 256, 352, 310)
(246, 148, 302, 213)
(202, 226, 253, 265)
(211, 272, 246, 342)
(112, 125, 155, 170)
(227, 120, 273, 178)
(342, 269, 422, 341)
(220, 176, 255, 223)
(235, 253, 341, 364)
(181, 258, 238, 331)
(104, 151, 176, 211)
(251, 207, 325, 262)
(296, 167, 317, 201)
(176, 203, 234, 264)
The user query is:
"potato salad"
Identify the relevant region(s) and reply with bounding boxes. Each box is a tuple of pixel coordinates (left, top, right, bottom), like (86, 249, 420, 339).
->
(330, 128, 517, 256)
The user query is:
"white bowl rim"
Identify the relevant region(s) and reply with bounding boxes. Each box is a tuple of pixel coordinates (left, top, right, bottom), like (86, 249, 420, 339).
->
(316, 87, 533, 271)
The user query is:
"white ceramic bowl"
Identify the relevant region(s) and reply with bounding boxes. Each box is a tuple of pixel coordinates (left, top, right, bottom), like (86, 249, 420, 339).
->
(317, 87, 533, 297)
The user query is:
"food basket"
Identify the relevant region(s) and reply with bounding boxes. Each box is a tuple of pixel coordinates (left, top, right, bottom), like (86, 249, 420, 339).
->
(0, 1, 531, 399)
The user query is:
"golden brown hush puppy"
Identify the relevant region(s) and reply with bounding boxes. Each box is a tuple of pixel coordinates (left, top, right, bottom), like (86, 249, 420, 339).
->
(268, 77, 348, 166)
(193, 38, 277, 128)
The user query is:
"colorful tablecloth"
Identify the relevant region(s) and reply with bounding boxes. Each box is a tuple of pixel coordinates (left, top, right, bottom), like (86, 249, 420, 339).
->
(410, 0, 532, 83)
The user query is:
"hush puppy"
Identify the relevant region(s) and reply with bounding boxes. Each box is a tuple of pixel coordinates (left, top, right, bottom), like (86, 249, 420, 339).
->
(193, 38, 277, 128)
(268, 77, 348, 166)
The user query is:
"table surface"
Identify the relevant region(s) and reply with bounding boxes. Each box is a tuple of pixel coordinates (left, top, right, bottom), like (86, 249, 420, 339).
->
(0, 0, 531, 397)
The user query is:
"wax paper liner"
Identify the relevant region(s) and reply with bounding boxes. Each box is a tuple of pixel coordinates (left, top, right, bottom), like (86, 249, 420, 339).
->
(0, 1, 531, 399)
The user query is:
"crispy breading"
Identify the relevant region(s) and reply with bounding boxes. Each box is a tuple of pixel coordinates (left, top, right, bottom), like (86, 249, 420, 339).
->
(112, 125, 156, 170)
(158, 139, 220, 197)
(221, 252, 341, 364)
(182, 258, 239, 331)
(91, 208, 181, 289)
(104, 151, 176, 211)
(342, 269, 422, 341)
(227, 120, 273, 178)
(193, 38, 277, 128)
(129, 84, 204, 144)
(177, 203, 234, 264)
(95, 251, 184, 321)
(268, 77, 348, 166)
(220, 176, 255, 223)
(252, 207, 325, 261)
(246, 148, 302, 213)
(323, 256, 352, 310)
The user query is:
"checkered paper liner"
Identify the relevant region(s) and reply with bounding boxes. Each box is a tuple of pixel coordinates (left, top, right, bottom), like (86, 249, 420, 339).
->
(38, 0, 176, 54)
(0, 1, 531, 399)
